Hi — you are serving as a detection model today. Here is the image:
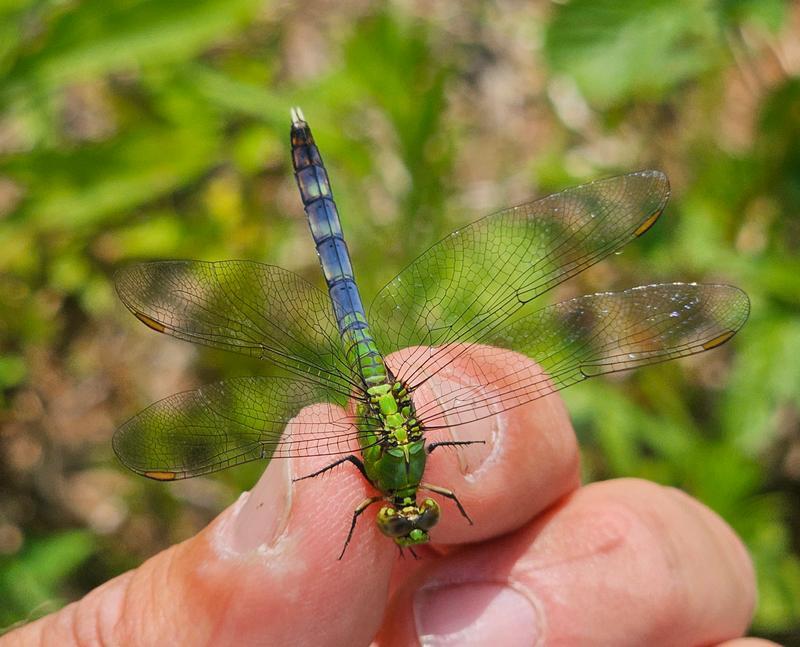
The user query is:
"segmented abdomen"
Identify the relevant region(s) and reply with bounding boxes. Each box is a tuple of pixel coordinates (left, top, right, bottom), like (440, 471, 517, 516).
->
(290, 112, 388, 387)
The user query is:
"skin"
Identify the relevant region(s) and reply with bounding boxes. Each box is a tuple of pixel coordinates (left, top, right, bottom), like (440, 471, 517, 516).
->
(3, 347, 770, 646)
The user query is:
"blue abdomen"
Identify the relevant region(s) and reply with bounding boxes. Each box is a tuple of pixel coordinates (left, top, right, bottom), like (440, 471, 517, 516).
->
(290, 109, 387, 387)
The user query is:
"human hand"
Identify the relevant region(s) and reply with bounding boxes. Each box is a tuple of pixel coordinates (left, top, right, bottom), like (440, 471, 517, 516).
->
(4, 350, 767, 646)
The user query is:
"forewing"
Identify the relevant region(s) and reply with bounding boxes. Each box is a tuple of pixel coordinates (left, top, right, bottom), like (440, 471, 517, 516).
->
(370, 171, 669, 385)
(113, 377, 367, 480)
(412, 283, 750, 429)
(115, 260, 355, 400)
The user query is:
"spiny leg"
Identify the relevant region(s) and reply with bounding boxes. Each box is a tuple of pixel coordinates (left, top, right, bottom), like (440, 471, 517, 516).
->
(339, 495, 382, 560)
(421, 482, 473, 525)
(294, 455, 367, 483)
(426, 440, 485, 454)
(398, 546, 421, 560)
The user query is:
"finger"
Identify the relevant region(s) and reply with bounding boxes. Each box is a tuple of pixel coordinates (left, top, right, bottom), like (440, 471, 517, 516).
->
(376, 478, 756, 647)
(389, 345, 580, 544)
(5, 404, 394, 647)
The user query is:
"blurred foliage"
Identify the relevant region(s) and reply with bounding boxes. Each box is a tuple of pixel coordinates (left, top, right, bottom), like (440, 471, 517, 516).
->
(0, 0, 799, 640)
(0, 530, 94, 629)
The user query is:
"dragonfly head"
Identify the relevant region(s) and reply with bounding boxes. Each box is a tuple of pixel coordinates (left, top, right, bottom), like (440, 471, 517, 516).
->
(376, 498, 440, 547)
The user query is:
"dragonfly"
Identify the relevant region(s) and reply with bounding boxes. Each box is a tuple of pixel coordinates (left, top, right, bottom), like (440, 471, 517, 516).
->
(113, 107, 750, 558)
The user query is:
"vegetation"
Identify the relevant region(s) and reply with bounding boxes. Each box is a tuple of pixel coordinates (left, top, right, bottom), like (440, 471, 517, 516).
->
(1, 0, 798, 640)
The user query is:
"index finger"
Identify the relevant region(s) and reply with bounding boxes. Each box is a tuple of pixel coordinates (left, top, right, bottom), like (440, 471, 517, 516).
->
(390, 345, 581, 545)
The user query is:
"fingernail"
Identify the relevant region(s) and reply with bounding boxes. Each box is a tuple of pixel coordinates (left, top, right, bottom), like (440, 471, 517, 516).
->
(229, 458, 292, 553)
(414, 583, 541, 646)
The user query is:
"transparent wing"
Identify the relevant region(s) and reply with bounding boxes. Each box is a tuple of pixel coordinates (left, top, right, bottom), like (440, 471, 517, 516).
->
(113, 377, 371, 480)
(370, 171, 670, 386)
(410, 283, 750, 429)
(115, 260, 357, 400)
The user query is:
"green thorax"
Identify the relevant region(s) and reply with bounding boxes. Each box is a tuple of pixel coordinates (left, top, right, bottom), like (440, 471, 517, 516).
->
(358, 381, 426, 499)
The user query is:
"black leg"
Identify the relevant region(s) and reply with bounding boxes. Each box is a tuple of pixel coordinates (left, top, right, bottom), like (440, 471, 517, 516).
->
(426, 440, 485, 455)
(421, 482, 473, 525)
(408, 546, 420, 560)
(294, 455, 367, 483)
(339, 495, 382, 560)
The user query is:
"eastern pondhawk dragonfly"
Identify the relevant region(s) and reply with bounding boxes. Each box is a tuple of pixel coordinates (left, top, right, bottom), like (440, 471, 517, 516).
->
(114, 107, 749, 557)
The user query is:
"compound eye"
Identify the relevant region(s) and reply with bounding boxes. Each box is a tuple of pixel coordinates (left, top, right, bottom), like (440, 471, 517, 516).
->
(377, 507, 413, 538)
(416, 498, 441, 531)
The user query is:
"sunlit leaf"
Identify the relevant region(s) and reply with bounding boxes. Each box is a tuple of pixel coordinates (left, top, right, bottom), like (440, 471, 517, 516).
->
(2, 0, 264, 99)
(545, 0, 722, 105)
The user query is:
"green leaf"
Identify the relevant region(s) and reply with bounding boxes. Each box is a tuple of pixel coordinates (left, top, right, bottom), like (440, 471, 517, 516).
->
(544, 0, 722, 106)
(0, 354, 26, 388)
(0, 530, 95, 627)
(5, 120, 220, 230)
(723, 314, 800, 451)
(716, 0, 787, 31)
(2, 0, 264, 100)
(183, 64, 289, 126)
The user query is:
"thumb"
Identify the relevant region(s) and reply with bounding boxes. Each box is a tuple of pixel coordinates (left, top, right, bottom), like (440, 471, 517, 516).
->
(4, 406, 395, 647)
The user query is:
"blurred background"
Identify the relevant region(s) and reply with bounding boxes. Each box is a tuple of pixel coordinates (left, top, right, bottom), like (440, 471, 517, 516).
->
(1, 0, 799, 640)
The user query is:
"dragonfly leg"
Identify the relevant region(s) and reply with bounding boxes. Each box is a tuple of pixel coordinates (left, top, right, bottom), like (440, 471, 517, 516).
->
(421, 482, 473, 525)
(293, 455, 367, 483)
(339, 495, 383, 560)
(426, 440, 485, 454)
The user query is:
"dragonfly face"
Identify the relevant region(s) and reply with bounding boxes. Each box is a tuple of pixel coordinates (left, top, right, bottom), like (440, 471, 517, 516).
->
(113, 107, 749, 558)
(377, 498, 440, 547)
